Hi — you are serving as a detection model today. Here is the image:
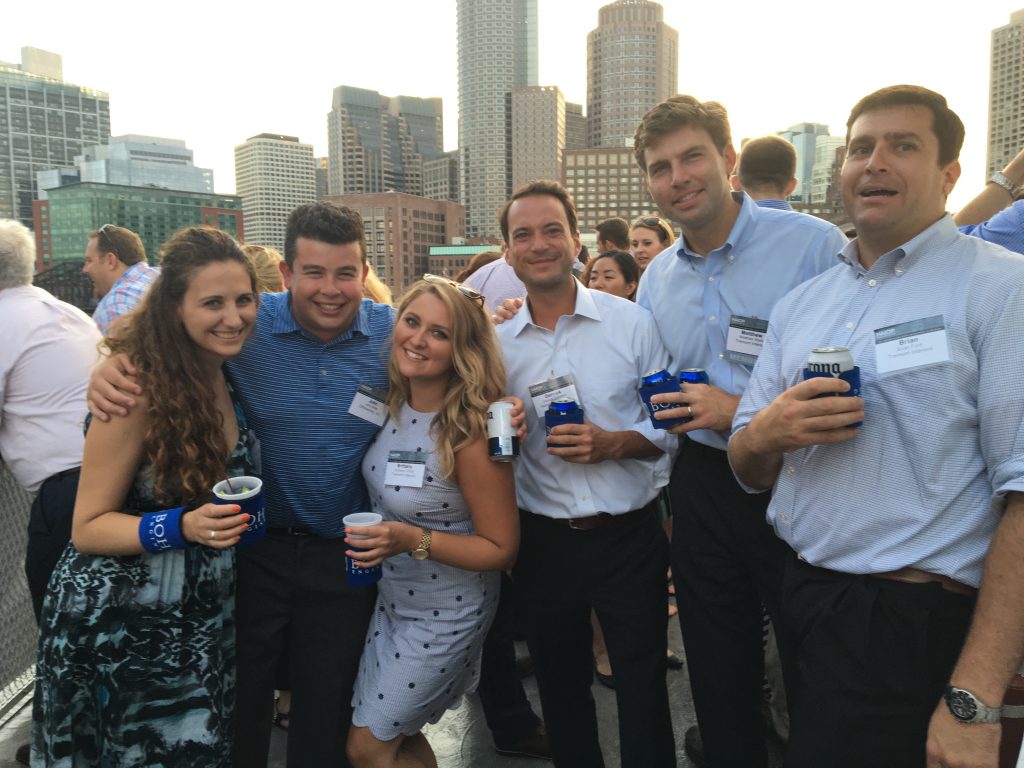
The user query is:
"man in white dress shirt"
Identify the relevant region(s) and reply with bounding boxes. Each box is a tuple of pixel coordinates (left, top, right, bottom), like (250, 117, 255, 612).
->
(0, 219, 99, 622)
(495, 180, 677, 768)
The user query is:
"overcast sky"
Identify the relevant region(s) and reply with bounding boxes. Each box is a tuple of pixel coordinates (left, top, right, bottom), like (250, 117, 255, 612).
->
(6, 0, 1021, 210)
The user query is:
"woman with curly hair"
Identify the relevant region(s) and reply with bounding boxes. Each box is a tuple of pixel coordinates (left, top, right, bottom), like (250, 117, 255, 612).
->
(33, 227, 258, 766)
(344, 276, 518, 768)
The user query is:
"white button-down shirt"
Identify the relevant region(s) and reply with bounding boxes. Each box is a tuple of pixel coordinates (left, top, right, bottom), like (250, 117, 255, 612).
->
(497, 284, 677, 519)
(1, 285, 101, 492)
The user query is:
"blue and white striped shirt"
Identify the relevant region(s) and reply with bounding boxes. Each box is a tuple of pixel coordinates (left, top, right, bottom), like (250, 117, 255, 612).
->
(732, 215, 1024, 587)
(636, 192, 847, 450)
(228, 293, 394, 537)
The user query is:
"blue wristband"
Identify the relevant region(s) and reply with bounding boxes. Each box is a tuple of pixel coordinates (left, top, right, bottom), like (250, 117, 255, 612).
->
(139, 507, 187, 554)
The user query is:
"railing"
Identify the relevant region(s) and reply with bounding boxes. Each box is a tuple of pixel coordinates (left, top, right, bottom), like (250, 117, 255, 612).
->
(0, 462, 36, 720)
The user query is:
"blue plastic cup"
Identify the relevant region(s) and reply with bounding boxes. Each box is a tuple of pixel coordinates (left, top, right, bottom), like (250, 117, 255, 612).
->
(343, 512, 384, 587)
(212, 475, 265, 547)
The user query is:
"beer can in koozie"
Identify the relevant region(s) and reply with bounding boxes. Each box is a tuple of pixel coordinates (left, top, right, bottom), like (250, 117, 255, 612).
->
(803, 346, 862, 427)
(640, 369, 686, 430)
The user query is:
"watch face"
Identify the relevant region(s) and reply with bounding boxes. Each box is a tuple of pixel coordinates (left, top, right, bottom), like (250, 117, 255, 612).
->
(949, 689, 978, 721)
(411, 549, 428, 561)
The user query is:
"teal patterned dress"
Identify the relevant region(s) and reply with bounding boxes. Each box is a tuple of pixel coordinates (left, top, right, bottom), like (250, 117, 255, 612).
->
(32, 385, 258, 768)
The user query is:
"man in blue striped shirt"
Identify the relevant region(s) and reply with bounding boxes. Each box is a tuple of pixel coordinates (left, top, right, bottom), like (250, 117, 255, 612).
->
(730, 85, 1024, 768)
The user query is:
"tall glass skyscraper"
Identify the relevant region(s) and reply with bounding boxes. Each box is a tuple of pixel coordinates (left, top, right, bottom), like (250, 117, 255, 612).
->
(0, 48, 110, 229)
(457, 0, 538, 238)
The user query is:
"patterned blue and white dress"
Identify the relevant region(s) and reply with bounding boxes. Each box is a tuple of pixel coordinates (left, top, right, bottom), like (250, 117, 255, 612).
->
(32, 386, 258, 767)
(352, 404, 500, 740)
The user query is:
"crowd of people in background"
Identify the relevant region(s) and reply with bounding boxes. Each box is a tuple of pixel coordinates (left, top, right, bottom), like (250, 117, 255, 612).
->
(2, 81, 1024, 768)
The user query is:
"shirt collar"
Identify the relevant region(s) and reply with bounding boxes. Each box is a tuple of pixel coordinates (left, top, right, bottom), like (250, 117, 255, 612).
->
(271, 292, 372, 342)
(507, 279, 601, 337)
(754, 198, 794, 211)
(676, 191, 753, 262)
(838, 214, 958, 276)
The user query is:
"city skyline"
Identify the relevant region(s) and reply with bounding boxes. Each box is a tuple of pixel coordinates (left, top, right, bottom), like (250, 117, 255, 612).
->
(5, 0, 1021, 213)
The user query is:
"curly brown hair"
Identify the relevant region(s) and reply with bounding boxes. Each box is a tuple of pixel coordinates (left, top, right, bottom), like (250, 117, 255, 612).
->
(105, 227, 257, 506)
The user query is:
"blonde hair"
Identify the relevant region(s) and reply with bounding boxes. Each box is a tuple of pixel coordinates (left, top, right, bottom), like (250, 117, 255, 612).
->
(363, 266, 393, 305)
(242, 244, 285, 293)
(388, 280, 506, 478)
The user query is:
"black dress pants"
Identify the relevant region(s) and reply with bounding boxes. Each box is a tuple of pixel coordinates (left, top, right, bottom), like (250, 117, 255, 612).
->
(477, 571, 541, 747)
(670, 438, 794, 768)
(25, 467, 80, 623)
(514, 506, 675, 768)
(783, 556, 974, 768)
(233, 531, 376, 768)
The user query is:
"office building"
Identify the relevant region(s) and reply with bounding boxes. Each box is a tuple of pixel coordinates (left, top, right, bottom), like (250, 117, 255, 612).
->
(565, 102, 588, 150)
(776, 122, 830, 203)
(33, 182, 242, 270)
(37, 134, 213, 196)
(234, 133, 316, 251)
(315, 157, 329, 200)
(0, 47, 110, 228)
(424, 151, 460, 203)
(587, 0, 678, 149)
(562, 147, 652, 232)
(327, 86, 443, 197)
(809, 135, 845, 206)
(988, 9, 1024, 176)
(512, 86, 565, 189)
(323, 191, 464, 295)
(457, 0, 538, 238)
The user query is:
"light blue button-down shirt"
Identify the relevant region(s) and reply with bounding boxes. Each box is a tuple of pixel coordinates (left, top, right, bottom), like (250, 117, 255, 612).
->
(958, 199, 1024, 254)
(636, 192, 847, 450)
(496, 284, 678, 519)
(732, 215, 1024, 587)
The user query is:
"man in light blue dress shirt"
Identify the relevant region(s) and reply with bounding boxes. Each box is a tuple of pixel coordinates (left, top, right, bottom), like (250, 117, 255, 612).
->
(730, 85, 1024, 768)
(633, 95, 847, 768)
(496, 180, 677, 768)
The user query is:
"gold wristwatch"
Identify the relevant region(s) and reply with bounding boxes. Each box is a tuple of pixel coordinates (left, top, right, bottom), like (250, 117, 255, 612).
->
(410, 529, 432, 560)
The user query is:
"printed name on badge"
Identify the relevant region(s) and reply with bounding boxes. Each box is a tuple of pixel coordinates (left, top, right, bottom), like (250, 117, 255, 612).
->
(528, 374, 580, 419)
(873, 315, 949, 375)
(384, 450, 428, 488)
(724, 315, 769, 366)
(348, 384, 389, 426)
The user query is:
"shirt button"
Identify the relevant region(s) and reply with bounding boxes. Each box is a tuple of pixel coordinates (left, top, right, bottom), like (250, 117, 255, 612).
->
(708, 276, 715, 282)
(780, 512, 789, 522)
(846, 322, 854, 329)
(867, 279, 877, 287)
(709, 315, 717, 322)
(728, 255, 735, 262)
(786, 465, 796, 475)
(718, 353, 725, 360)
(321, 369, 328, 376)
(895, 268, 904, 275)
(581, 495, 588, 501)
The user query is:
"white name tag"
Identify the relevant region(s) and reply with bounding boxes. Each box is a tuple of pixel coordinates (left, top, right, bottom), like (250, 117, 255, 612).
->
(528, 374, 580, 419)
(724, 315, 768, 366)
(384, 451, 427, 488)
(873, 315, 949, 375)
(348, 384, 389, 426)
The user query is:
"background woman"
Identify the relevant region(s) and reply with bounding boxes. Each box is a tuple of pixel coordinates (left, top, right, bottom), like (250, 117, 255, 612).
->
(243, 243, 285, 293)
(630, 215, 675, 272)
(33, 227, 257, 766)
(586, 249, 640, 300)
(344, 276, 518, 768)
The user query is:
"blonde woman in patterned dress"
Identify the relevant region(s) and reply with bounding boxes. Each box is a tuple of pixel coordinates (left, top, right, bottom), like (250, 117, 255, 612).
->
(345, 276, 518, 768)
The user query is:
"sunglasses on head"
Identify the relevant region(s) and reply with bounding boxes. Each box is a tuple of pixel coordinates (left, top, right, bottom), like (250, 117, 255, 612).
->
(423, 274, 485, 307)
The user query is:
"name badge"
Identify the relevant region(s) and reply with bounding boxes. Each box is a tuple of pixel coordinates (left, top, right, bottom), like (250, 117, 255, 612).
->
(873, 315, 949, 375)
(724, 315, 768, 366)
(528, 374, 580, 419)
(384, 451, 427, 488)
(348, 384, 389, 426)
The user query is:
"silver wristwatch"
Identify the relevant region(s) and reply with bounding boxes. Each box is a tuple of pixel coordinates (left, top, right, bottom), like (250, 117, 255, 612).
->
(989, 171, 1020, 198)
(944, 685, 1001, 724)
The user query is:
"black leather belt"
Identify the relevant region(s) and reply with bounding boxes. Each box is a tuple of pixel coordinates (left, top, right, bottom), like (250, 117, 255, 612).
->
(525, 503, 654, 531)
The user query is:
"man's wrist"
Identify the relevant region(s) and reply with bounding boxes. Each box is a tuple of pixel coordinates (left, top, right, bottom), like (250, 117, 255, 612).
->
(989, 171, 1020, 198)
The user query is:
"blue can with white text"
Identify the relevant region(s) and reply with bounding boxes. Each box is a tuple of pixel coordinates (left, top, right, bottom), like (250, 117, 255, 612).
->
(677, 368, 709, 423)
(545, 398, 584, 447)
(802, 347, 862, 428)
(640, 369, 686, 429)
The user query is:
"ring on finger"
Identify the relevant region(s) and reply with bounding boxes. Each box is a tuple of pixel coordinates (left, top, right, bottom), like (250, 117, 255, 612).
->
(209, 530, 216, 540)
(687, 405, 694, 418)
